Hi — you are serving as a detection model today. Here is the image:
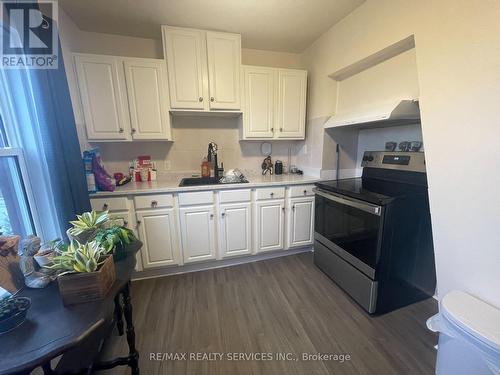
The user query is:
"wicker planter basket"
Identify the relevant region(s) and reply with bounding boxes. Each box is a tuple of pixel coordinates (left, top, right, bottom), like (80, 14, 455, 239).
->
(57, 255, 115, 305)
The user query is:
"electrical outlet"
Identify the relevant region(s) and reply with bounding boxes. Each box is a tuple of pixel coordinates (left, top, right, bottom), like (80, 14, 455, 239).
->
(164, 160, 171, 170)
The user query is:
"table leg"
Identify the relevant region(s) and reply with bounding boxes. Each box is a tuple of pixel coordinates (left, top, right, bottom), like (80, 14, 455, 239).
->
(123, 281, 139, 375)
(114, 294, 124, 336)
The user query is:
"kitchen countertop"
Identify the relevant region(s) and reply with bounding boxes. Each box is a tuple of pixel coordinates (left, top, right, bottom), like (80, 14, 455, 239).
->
(90, 173, 321, 197)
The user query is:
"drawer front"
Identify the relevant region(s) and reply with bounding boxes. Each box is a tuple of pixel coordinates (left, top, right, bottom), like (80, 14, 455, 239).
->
(134, 194, 174, 210)
(219, 189, 251, 204)
(91, 197, 129, 212)
(256, 187, 285, 200)
(178, 191, 214, 206)
(288, 184, 315, 198)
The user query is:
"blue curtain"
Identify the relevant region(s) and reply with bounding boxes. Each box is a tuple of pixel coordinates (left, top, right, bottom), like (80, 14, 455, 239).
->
(0, 15, 90, 239)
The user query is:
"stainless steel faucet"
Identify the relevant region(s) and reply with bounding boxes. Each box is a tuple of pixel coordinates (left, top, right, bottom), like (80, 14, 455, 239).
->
(207, 142, 223, 180)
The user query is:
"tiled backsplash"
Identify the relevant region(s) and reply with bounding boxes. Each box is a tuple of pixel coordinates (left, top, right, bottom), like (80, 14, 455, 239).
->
(96, 116, 303, 176)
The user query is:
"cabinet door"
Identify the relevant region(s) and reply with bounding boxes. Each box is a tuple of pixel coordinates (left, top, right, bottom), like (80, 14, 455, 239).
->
(163, 27, 207, 109)
(136, 209, 179, 269)
(277, 69, 307, 139)
(123, 58, 172, 140)
(242, 66, 275, 138)
(74, 54, 130, 140)
(179, 205, 216, 263)
(219, 202, 251, 258)
(206, 32, 241, 110)
(255, 200, 285, 253)
(287, 197, 314, 249)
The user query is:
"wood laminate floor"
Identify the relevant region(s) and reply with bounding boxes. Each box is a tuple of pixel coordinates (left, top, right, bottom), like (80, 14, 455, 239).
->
(100, 252, 438, 375)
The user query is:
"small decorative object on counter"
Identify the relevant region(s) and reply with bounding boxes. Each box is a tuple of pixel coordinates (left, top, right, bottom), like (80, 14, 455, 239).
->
(274, 160, 283, 175)
(385, 141, 397, 151)
(19, 235, 52, 288)
(262, 156, 273, 175)
(48, 240, 116, 305)
(0, 296, 31, 334)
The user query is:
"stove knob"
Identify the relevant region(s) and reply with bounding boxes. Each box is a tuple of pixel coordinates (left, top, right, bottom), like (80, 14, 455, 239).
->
(367, 155, 374, 161)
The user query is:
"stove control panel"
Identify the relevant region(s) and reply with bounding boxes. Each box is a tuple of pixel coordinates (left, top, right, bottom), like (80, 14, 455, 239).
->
(361, 151, 426, 173)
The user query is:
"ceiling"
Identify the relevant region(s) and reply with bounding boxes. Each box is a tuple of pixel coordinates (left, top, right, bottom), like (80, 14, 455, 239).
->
(58, 0, 364, 53)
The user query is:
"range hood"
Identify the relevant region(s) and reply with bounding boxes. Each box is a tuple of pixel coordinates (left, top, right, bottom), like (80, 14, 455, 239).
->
(324, 99, 420, 129)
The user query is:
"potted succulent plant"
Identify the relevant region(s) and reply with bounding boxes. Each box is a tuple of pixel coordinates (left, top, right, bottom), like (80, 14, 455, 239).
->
(47, 240, 115, 305)
(94, 226, 136, 261)
(67, 210, 110, 243)
(0, 296, 31, 334)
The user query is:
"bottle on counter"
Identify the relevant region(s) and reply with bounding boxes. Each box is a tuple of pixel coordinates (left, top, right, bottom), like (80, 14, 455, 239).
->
(201, 157, 210, 178)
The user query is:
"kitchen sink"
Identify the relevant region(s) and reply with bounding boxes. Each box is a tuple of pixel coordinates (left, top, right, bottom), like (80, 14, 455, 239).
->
(178, 177, 249, 187)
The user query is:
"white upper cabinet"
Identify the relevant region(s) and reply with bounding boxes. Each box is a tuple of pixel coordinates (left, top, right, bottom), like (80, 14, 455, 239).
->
(277, 69, 307, 138)
(241, 66, 307, 140)
(74, 54, 130, 141)
(74, 53, 172, 142)
(206, 32, 241, 110)
(242, 66, 275, 138)
(123, 58, 172, 140)
(162, 26, 241, 112)
(163, 27, 206, 110)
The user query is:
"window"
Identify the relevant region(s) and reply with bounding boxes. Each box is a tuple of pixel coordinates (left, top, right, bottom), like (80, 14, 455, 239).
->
(0, 114, 35, 237)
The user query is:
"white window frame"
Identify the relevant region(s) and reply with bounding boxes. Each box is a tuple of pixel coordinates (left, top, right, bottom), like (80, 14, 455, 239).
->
(0, 147, 42, 236)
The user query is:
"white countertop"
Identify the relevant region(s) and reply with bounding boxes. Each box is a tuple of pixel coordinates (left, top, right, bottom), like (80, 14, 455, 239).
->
(90, 173, 321, 197)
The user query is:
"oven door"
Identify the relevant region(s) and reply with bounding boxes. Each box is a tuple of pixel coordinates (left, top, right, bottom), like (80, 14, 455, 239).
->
(314, 188, 383, 279)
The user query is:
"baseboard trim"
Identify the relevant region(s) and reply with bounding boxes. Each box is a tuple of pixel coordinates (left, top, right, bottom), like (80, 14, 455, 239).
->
(132, 247, 313, 281)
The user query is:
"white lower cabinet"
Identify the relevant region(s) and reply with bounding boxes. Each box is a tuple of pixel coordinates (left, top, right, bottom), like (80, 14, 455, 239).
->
(287, 197, 314, 249)
(179, 205, 217, 263)
(255, 200, 285, 253)
(219, 202, 252, 258)
(136, 208, 180, 269)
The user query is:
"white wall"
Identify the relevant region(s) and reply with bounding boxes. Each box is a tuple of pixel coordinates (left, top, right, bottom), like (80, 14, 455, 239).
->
(300, 0, 500, 307)
(56, 7, 305, 175)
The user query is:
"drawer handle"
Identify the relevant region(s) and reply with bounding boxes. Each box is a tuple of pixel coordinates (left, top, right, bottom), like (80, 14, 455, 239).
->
(102, 203, 109, 210)
(151, 200, 158, 208)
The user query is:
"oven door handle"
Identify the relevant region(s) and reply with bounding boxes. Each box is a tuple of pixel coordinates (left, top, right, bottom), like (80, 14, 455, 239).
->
(313, 188, 382, 216)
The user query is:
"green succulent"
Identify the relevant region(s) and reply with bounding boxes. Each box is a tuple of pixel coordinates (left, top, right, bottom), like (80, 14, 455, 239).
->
(47, 240, 107, 275)
(68, 210, 109, 237)
(94, 226, 136, 254)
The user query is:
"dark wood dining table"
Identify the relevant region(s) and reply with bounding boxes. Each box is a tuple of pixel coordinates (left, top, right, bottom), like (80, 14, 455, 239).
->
(0, 241, 143, 375)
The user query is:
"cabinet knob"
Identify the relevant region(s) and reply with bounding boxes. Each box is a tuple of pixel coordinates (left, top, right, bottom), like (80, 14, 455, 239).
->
(221, 212, 225, 218)
(271, 127, 274, 132)
(210, 214, 214, 219)
(131, 128, 136, 133)
(151, 200, 158, 208)
(270, 192, 274, 197)
(280, 127, 283, 132)
(136, 220, 141, 225)
(304, 190, 307, 195)
(118, 128, 124, 133)
(282, 207, 285, 212)
(123, 220, 128, 226)
(292, 205, 295, 211)
(199, 97, 203, 102)
(102, 203, 109, 210)
(210, 97, 215, 102)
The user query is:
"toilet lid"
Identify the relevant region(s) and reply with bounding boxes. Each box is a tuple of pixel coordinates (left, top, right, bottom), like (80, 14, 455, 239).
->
(441, 290, 500, 352)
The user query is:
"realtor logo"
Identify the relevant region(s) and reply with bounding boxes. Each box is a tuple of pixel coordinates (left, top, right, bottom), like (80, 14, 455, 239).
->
(1, 1, 58, 69)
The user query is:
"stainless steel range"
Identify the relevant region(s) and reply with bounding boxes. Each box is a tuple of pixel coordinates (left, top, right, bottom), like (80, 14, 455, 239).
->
(314, 151, 436, 314)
